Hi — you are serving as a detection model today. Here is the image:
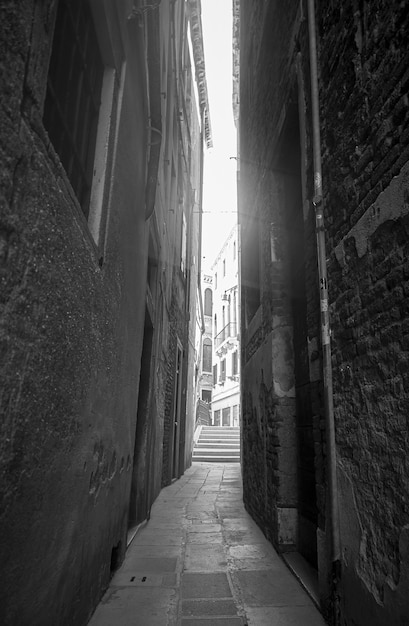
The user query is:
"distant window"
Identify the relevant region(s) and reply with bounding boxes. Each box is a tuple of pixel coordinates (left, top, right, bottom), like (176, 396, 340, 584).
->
(213, 364, 217, 385)
(214, 409, 220, 426)
(220, 359, 226, 382)
(204, 288, 212, 316)
(202, 339, 212, 372)
(222, 407, 230, 426)
(202, 390, 211, 403)
(232, 404, 239, 427)
(43, 0, 104, 218)
(243, 220, 261, 324)
(232, 351, 238, 376)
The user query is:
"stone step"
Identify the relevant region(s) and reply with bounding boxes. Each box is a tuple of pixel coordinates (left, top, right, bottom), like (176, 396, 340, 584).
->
(193, 448, 239, 454)
(199, 432, 239, 436)
(197, 442, 240, 447)
(196, 438, 240, 448)
(193, 426, 241, 463)
(199, 434, 240, 439)
(202, 426, 240, 432)
(200, 432, 239, 435)
(192, 455, 240, 463)
(200, 433, 240, 441)
(199, 437, 240, 443)
(193, 448, 239, 457)
(202, 426, 239, 428)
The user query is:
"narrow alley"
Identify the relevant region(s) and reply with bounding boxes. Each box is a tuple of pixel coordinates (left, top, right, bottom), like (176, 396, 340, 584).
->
(3, 0, 409, 625)
(89, 462, 325, 626)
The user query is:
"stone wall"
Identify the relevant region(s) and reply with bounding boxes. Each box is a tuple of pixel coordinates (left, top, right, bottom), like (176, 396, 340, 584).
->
(0, 2, 149, 623)
(239, 0, 409, 624)
(319, 2, 409, 623)
(0, 1, 205, 624)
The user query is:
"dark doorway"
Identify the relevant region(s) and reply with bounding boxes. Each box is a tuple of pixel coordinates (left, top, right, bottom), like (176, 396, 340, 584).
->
(128, 309, 154, 530)
(279, 104, 318, 568)
(171, 343, 183, 480)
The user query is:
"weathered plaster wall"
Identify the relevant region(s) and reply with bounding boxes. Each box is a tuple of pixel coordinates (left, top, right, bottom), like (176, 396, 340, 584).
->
(241, 323, 298, 549)
(182, 85, 202, 472)
(159, 0, 207, 485)
(1, 0, 206, 622)
(0, 2, 154, 624)
(239, 0, 323, 560)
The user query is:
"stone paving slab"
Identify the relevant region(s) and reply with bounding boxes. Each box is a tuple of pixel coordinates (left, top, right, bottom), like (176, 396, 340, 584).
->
(134, 532, 183, 546)
(245, 605, 328, 625)
(186, 532, 223, 544)
(234, 569, 315, 607)
(224, 529, 267, 545)
(182, 599, 238, 616)
(181, 572, 232, 599)
(185, 543, 228, 571)
(146, 522, 188, 530)
(228, 543, 279, 560)
(216, 505, 247, 516)
(123, 545, 181, 558)
(187, 523, 222, 533)
(181, 619, 244, 626)
(112, 572, 178, 588)
(89, 587, 177, 626)
(228, 544, 284, 572)
(119, 556, 178, 573)
(88, 463, 327, 626)
(222, 517, 256, 530)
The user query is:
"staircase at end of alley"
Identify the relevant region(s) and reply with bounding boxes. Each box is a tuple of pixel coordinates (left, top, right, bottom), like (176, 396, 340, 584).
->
(192, 426, 240, 463)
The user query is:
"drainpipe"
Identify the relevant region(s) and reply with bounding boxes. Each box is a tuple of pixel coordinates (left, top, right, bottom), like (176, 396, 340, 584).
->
(307, 0, 341, 597)
(197, 110, 206, 335)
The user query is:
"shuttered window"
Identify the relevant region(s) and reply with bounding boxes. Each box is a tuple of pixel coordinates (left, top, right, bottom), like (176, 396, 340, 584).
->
(43, 0, 104, 217)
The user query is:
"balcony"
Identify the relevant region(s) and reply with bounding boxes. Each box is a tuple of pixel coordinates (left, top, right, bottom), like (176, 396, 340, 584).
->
(215, 322, 238, 350)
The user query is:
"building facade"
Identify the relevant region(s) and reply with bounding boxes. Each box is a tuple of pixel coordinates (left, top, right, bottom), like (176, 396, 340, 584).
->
(195, 273, 213, 425)
(211, 225, 240, 427)
(0, 1, 210, 624)
(238, 1, 409, 625)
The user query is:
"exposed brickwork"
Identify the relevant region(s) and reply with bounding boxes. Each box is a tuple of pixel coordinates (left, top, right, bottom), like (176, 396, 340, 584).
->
(318, 2, 409, 623)
(162, 275, 189, 487)
(239, 0, 409, 624)
(330, 196, 409, 621)
(320, 2, 409, 247)
(162, 303, 177, 485)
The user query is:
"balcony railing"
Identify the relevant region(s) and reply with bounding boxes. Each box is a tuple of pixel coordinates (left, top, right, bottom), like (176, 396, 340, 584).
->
(215, 322, 238, 349)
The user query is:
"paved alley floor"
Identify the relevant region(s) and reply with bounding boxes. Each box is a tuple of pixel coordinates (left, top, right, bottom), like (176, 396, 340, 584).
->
(88, 463, 327, 626)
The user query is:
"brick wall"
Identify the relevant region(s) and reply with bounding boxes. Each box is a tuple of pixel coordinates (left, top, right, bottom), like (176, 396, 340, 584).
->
(239, 0, 409, 624)
(319, 3, 409, 623)
(162, 277, 188, 487)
